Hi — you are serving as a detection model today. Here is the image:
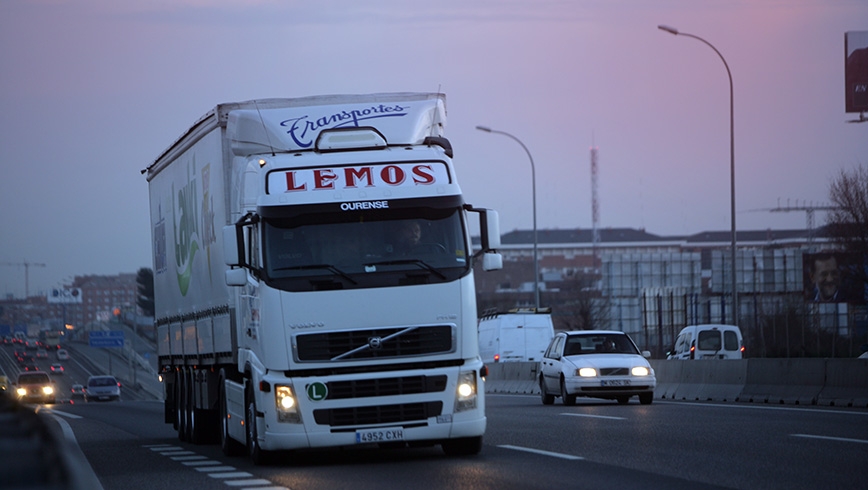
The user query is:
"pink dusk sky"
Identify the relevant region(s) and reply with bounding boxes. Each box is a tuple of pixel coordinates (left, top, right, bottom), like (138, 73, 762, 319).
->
(1, 0, 866, 298)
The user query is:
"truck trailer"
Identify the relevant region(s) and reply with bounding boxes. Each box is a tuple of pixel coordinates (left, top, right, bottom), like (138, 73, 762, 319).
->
(144, 93, 503, 463)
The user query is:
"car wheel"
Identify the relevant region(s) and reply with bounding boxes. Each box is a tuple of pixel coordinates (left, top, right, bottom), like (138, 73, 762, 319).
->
(540, 376, 554, 405)
(560, 378, 576, 406)
(639, 392, 653, 405)
(616, 396, 630, 405)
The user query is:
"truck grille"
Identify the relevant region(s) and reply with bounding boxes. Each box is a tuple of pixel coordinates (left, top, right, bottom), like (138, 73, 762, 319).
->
(326, 375, 448, 399)
(313, 401, 443, 427)
(296, 325, 453, 361)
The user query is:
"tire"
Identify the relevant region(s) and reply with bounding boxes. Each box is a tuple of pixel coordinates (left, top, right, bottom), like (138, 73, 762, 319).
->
(219, 372, 244, 456)
(560, 378, 576, 406)
(177, 370, 188, 442)
(442, 436, 483, 456)
(245, 383, 269, 465)
(616, 396, 630, 405)
(540, 376, 554, 405)
(188, 370, 207, 445)
(639, 392, 653, 405)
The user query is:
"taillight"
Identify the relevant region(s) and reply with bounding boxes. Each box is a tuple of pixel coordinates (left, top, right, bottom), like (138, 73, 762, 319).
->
(493, 354, 500, 362)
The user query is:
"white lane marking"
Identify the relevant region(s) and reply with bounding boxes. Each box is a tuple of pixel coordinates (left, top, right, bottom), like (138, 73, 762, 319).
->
(182, 460, 223, 466)
(656, 400, 868, 416)
(51, 414, 106, 490)
(171, 455, 208, 461)
(223, 479, 275, 486)
(207, 472, 254, 479)
(791, 434, 868, 444)
(499, 444, 584, 460)
(160, 450, 196, 456)
(560, 412, 626, 420)
(43, 408, 82, 419)
(194, 466, 238, 472)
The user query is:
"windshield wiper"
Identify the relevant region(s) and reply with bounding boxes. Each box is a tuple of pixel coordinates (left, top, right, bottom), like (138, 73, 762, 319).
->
(364, 259, 447, 279)
(272, 264, 357, 284)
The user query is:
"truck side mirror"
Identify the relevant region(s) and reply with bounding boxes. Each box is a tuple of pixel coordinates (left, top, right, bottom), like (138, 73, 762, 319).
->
(223, 225, 241, 267)
(225, 268, 247, 287)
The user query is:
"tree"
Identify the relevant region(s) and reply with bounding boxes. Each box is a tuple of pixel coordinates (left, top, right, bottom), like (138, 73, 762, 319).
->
(136, 267, 155, 317)
(826, 165, 868, 287)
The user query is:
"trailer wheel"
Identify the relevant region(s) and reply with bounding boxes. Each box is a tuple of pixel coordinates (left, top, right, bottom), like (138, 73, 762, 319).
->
(176, 369, 188, 442)
(219, 371, 244, 456)
(189, 369, 207, 444)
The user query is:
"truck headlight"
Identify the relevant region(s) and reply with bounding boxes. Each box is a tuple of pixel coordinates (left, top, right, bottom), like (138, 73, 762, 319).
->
(455, 371, 477, 412)
(275, 385, 300, 423)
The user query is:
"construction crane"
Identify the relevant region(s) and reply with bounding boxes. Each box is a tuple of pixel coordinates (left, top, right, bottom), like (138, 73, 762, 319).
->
(1, 260, 47, 298)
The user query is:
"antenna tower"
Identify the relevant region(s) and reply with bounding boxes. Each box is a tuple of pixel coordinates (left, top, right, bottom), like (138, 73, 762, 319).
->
(590, 144, 600, 259)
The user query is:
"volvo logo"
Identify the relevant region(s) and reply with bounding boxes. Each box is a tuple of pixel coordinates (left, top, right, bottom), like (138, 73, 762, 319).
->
(368, 336, 383, 350)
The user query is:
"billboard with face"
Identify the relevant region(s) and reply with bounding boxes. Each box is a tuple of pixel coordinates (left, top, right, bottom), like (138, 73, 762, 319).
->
(845, 31, 868, 114)
(803, 252, 866, 304)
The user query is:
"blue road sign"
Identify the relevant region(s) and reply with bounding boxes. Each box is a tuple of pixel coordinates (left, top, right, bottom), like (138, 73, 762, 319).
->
(89, 330, 124, 348)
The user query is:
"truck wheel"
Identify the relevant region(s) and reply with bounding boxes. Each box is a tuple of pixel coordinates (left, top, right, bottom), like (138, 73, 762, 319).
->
(245, 383, 269, 465)
(189, 370, 206, 444)
(540, 376, 554, 405)
(219, 371, 244, 456)
(176, 370, 188, 442)
(442, 436, 483, 456)
(560, 378, 576, 406)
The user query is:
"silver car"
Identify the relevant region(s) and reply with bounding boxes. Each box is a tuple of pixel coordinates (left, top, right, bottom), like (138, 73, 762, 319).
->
(539, 331, 656, 405)
(85, 375, 121, 402)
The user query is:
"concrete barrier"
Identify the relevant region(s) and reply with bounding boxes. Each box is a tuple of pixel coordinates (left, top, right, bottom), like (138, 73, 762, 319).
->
(739, 358, 825, 405)
(817, 359, 868, 408)
(487, 358, 867, 409)
(667, 360, 747, 402)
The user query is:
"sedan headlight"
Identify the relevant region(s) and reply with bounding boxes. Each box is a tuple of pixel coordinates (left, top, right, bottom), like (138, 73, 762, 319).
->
(578, 367, 597, 377)
(631, 366, 650, 376)
(43, 386, 54, 395)
(275, 385, 300, 423)
(16, 387, 27, 398)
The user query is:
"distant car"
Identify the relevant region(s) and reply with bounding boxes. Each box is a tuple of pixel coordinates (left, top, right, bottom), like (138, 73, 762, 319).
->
(56, 349, 70, 360)
(85, 375, 121, 402)
(36, 349, 49, 359)
(49, 363, 65, 375)
(539, 331, 656, 406)
(15, 372, 55, 404)
(70, 384, 86, 399)
(21, 361, 39, 372)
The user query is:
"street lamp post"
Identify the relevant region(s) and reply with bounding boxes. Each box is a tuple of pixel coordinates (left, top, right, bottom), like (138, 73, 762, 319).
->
(658, 25, 738, 325)
(476, 125, 540, 309)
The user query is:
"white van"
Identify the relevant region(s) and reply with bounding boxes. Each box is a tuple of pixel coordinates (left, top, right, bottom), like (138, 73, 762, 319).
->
(667, 324, 744, 360)
(478, 308, 555, 363)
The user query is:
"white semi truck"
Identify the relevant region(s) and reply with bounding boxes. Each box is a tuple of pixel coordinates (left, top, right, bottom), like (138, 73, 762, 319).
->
(145, 93, 503, 463)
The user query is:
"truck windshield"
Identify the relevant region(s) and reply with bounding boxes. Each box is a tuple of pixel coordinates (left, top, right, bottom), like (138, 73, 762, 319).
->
(262, 205, 469, 291)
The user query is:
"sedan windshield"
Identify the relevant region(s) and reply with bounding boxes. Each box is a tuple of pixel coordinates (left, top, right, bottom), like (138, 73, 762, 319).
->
(564, 334, 640, 356)
(262, 203, 469, 291)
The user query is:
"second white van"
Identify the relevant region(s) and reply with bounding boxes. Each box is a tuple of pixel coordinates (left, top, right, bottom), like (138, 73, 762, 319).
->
(667, 324, 744, 360)
(478, 308, 555, 363)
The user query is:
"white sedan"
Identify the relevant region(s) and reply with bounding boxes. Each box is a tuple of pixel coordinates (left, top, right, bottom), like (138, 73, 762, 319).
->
(539, 331, 656, 405)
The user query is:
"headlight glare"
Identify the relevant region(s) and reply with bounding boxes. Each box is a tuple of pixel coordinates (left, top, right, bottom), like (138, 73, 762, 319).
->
(275, 385, 300, 423)
(455, 371, 478, 412)
(632, 366, 650, 376)
(578, 367, 597, 377)
(43, 386, 54, 395)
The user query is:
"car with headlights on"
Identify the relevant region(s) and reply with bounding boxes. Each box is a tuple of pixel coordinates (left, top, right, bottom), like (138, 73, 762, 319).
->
(539, 331, 655, 406)
(15, 372, 55, 404)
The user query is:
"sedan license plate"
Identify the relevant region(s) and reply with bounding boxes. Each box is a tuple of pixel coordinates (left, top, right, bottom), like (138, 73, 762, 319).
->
(601, 379, 631, 387)
(355, 427, 404, 444)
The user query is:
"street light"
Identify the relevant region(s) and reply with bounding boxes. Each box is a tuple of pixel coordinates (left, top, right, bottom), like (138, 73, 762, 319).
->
(476, 125, 540, 309)
(658, 24, 738, 325)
